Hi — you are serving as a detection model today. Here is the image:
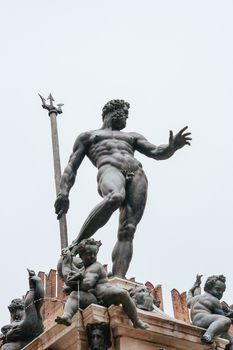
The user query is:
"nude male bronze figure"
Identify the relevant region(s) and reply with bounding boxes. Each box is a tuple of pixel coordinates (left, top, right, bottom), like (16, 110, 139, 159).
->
(55, 99, 191, 278)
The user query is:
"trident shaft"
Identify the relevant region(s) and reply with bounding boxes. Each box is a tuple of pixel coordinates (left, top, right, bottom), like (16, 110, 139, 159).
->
(39, 93, 68, 249)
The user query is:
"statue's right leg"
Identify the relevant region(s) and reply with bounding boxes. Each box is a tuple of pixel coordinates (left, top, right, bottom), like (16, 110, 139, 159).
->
(55, 291, 79, 326)
(55, 291, 97, 326)
(72, 166, 125, 247)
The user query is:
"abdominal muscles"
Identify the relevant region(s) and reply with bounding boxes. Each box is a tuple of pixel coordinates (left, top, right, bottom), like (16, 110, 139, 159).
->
(87, 139, 141, 171)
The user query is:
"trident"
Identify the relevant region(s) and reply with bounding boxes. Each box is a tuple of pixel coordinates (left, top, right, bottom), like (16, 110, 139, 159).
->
(39, 93, 68, 249)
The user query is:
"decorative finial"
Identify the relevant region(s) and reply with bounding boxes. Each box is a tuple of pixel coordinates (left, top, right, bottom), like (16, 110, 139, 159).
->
(38, 93, 64, 115)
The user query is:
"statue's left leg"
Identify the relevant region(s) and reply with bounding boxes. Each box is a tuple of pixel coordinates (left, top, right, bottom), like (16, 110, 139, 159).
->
(112, 169, 148, 278)
(201, 315, 231, 344)
(102, 286, 148, 329)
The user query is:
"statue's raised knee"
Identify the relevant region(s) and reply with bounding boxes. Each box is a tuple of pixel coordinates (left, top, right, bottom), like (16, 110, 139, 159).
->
(107, 192, 124, 210)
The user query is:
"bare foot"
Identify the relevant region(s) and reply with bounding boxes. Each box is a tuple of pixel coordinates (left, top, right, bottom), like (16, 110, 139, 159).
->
(201, 333, 213, 344)
(55, 316, 72, 326)
(133, 319, 149, 329)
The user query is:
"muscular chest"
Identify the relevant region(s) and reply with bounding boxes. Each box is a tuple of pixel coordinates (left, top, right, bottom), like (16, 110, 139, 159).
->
(89, 130, 135, 150)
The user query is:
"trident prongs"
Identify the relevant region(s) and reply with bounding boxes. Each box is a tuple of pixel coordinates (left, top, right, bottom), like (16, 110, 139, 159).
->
(38, 93, 63, 115)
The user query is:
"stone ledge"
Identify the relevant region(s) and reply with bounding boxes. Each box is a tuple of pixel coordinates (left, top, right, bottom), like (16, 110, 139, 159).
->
(21, 313, 86, 350)
(20, 295, 229, 350)
(82, 304, 109, 327)
(108, 305, 229, 350)
(108, 276, 141, 290)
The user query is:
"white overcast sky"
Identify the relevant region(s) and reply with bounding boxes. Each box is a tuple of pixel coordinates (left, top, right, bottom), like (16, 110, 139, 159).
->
(0, 1, 233, 326)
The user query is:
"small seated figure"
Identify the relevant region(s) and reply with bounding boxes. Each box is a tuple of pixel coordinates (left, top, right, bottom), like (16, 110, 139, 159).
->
(0, 269, 44, 350)
(55, 239, 148, 329)
(187, 274, 233, 348)
(129, 285, 160, 311)
(0, 299, 25, 349)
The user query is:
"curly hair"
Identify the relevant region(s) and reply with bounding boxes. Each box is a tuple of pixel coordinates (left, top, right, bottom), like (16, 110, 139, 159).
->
(8, 298, 25, 313)
(204, 275, 226, 293)
(76, 239, 102, 257)
(102, 99, 130, 120)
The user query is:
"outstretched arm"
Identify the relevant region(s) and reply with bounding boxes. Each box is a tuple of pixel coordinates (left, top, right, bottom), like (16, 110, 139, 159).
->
(55, 132, 90, 219)
(187, 274, 202, 307)
(133, 126, 191, 160)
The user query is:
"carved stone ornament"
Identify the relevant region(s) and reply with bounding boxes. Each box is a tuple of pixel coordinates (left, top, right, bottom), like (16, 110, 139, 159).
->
(129, 285, 160, 311)
(86, 322, 112, 350)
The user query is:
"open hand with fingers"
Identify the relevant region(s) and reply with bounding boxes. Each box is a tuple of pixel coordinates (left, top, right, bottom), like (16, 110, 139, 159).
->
(222, 304, 233, 321)
(55, 194, 69, 219)
(66, 270, 84, 283)
(169, 126, 192, 150)
(225, 311, 233, 321)
(189, 274, 203, 293)
(194, 274, 203, 288)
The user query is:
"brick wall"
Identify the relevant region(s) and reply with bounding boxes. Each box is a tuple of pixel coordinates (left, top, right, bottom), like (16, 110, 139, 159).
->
(38, 270, 66, 330)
